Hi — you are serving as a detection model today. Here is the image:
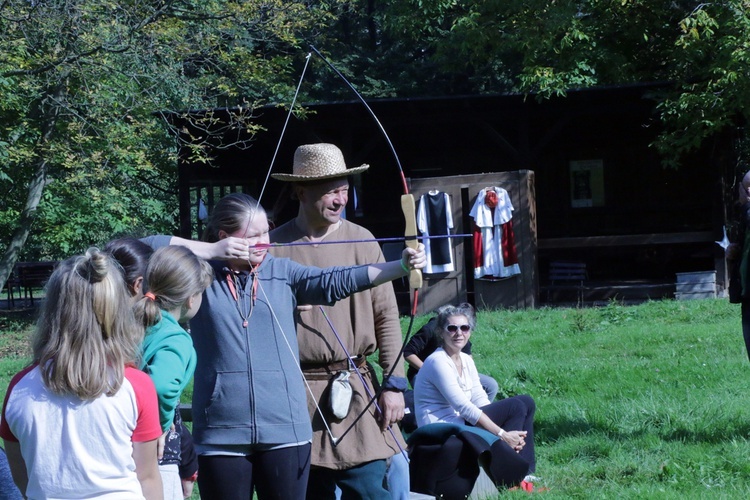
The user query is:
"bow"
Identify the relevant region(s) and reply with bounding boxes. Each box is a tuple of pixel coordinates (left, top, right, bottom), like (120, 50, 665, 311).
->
(252, 45, 424, 449)
(307, 45, 423, 445)
(309, 45, 423, 304)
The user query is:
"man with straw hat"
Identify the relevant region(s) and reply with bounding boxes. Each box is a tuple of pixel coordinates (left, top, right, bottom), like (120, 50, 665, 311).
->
(270, 143, 409, 500)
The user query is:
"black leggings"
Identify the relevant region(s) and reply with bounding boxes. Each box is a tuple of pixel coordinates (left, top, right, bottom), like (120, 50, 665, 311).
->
(197, 443, 311, 500)
(480, 394, 536, 473)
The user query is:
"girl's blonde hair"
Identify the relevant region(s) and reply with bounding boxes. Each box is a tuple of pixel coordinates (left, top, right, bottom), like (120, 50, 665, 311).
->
(33, 248, 142, 400)
(133, 246, 214, 328)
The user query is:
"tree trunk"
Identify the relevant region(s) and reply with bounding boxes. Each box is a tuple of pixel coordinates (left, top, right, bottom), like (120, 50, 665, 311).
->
(0, 107, 59, 296)
(0, 156, 51, 296)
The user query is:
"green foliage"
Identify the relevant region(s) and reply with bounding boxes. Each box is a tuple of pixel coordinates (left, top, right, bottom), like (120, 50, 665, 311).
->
(0, 0, 340, 261)
(0, 0, 748, 260)
(654, 1, 750, 166)
(351, 0, 687, 96)
(315, 0, 750, 167)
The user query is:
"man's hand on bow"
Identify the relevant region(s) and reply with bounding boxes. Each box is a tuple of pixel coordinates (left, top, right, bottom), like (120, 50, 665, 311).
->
(377, 390, 405, 432)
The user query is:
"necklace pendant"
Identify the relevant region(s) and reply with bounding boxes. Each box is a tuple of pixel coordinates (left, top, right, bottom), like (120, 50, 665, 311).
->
(243, 320, 248, 328)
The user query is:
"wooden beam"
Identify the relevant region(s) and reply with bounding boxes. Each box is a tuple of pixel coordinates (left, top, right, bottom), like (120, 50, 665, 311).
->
(538, 231, 715, 249)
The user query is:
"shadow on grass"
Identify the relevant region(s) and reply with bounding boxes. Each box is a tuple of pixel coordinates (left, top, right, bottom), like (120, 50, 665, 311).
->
(0, 305, 39, 325)
(537, 416, 604, 441)
(538, 415, 750, 445)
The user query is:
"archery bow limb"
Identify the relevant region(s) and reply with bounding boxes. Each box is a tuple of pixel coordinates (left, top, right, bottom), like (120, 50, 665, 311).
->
(306, 45, 424, 447)
(401, 193, 422, 297)
(309, 44, 422, 299)
(319, 307, 408, 462)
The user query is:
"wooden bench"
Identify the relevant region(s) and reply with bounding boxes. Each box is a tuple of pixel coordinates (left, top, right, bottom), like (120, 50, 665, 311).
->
(15, 261, 58, 306)
(545, 261, 588, 303)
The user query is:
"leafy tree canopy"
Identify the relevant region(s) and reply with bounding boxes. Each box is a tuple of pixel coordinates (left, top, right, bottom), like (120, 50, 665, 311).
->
(0, 0, 338, 284)
(314, 1, 750, 166)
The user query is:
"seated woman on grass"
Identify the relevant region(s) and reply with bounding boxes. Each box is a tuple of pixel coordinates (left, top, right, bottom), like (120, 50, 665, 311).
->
(413, 303, 538, 485)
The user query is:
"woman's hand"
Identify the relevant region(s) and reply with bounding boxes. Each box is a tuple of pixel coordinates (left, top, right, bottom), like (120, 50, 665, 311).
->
(368, 243, 427, 286)
(168, 235, 250, 261)
(214, 237, 251, 260)
(401, 243, 426, 271)
(501, 430, 527, 452)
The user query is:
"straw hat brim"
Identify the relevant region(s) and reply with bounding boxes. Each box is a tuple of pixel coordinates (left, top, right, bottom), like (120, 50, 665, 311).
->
(271, 164, 370, 182)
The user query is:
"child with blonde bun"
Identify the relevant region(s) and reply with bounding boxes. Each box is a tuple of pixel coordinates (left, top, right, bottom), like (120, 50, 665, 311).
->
(0, 249, 163, 498)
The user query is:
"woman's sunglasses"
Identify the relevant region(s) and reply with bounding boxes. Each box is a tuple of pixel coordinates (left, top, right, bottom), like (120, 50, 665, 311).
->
(446, 324, 471, 333)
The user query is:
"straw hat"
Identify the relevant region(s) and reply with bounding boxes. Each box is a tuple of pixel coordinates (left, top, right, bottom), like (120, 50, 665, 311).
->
(271, 143, 370, 182)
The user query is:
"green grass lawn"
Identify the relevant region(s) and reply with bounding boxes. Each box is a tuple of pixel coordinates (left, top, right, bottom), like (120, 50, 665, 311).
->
(3, 298, 750, 498)
(400, 299, 750, 498)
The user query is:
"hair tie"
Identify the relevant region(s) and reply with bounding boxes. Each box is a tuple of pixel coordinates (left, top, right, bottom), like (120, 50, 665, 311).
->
(144, 292, 156, 301)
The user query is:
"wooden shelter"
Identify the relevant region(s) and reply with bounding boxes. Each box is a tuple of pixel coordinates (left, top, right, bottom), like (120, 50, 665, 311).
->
(169, 83, 736, 312)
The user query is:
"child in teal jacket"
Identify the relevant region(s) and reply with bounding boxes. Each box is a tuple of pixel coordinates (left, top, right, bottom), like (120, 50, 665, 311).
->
(134, 245, 213, 499)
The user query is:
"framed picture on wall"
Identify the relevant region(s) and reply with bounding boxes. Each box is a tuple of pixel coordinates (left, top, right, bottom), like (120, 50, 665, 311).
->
(570, 159, 605, 208)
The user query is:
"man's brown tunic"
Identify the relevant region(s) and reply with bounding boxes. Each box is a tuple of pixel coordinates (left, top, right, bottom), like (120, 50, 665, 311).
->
(270, 219, 407, 469)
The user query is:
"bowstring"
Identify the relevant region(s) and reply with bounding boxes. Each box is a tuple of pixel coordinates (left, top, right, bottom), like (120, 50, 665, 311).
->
(318, 306, 408, 462)
(306, 45, 423, 446)
(332, 313, 417, 446)
(225, 50, 343, 445)
(238, 52, 313, 244)
(255, 276, 340, 445)
(256, 52, 312, 209)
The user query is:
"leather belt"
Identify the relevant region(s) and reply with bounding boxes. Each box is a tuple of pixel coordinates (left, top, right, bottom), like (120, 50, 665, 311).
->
(301, 355, 367, 374)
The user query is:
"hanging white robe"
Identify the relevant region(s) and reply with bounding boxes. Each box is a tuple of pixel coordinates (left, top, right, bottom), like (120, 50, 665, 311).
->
(469, 187, 520, 279)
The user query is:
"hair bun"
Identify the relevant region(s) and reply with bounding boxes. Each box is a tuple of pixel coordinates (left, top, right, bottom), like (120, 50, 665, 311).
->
(80, 248, 110, 283)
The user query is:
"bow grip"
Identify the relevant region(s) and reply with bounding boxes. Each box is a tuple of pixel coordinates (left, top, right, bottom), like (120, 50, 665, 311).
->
(400, 194, 423, 289)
